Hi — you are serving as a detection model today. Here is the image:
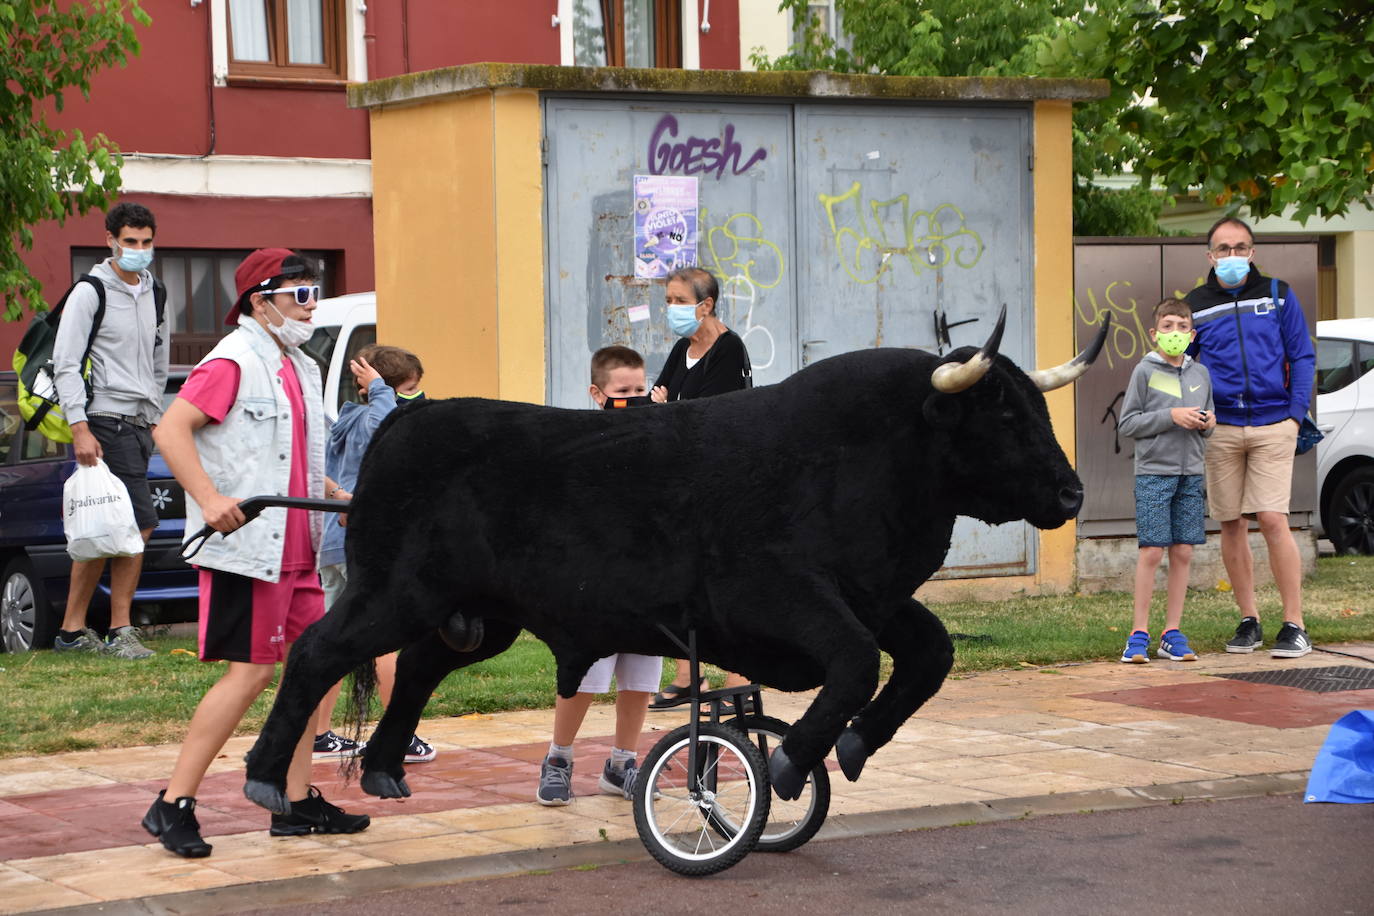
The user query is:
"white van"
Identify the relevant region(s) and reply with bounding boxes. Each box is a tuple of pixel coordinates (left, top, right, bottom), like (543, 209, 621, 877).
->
(303, 291, 377, 423)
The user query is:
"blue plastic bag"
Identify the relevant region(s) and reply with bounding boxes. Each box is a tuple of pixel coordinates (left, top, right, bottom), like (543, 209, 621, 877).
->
(1304, 709, 1374, 804)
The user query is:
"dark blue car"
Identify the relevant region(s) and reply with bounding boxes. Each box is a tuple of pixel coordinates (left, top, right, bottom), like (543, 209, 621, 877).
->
(0, 370, 198, 652)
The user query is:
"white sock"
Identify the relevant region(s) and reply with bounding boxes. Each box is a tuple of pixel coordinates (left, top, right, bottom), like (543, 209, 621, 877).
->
(610, 746, 635, 771)
(548, 742, 573, 763)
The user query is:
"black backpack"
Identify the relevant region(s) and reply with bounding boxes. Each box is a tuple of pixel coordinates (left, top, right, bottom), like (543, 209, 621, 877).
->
(12, 275, 166, 443)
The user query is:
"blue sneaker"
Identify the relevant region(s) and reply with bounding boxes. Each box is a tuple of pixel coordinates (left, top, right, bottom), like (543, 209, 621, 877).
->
(1120, 630, 1150, 664)
(1157, 629, 1198, 661)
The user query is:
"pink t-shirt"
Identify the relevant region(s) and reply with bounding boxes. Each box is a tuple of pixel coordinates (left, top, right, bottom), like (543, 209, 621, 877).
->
(179, 356, 315, 571)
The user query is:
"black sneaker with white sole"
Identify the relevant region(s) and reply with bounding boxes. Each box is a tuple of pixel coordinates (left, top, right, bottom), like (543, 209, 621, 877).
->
(1271, 622, 1312, 658)
(269, 786, 370, 836)
(1225, 617, 1263, 653)
(312, 730, 364, 759)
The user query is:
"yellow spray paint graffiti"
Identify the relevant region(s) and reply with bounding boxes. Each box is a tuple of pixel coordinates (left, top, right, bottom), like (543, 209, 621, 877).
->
(817, 182, 984, 285)
(698, 207, 786, 371)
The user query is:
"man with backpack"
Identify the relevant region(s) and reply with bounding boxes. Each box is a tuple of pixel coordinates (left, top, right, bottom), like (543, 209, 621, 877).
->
(50, 202, 169, 658)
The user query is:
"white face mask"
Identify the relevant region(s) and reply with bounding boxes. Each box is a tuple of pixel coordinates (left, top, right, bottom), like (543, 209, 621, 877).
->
(265, 300, 314, 348)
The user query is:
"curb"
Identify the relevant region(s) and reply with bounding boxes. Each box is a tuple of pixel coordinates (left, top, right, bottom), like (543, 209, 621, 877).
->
(37, 771, 1310, 915)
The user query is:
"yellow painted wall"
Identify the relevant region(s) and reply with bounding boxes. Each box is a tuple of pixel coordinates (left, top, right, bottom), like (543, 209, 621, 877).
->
(1335, 231, 1374, 319)
(370, 90, 545, 401)
(1032, 99, 1077, 592)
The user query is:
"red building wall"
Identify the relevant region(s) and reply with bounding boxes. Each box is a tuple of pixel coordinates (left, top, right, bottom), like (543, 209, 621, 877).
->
(2, 195, 375, 357)
(46, 2, 369, 160)
(697, 0, 740, 70)
(371, 0, 562, 77)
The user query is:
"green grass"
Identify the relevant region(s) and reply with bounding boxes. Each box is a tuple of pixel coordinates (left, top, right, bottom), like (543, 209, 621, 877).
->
(2, 556, 1371, 759)
(938, 554, 1374, 671)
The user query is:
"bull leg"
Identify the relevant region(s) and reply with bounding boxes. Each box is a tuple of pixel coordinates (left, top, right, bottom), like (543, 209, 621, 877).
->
(835, 598, 953, 782)
(243, 590, 441, 813)
(361, 619, 521, 799)
(763, 597, 881, 801)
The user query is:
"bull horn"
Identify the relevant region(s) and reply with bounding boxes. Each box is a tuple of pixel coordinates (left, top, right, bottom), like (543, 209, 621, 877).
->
(930, 305, 1007, 394)
(1027, 313, 1113, 392)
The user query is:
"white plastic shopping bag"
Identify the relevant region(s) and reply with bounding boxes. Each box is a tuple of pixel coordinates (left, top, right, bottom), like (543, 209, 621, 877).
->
(62, 458, 145, 561)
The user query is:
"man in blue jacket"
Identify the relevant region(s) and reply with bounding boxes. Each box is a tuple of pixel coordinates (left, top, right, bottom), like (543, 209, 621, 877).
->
(1185, 217, 1315, 658)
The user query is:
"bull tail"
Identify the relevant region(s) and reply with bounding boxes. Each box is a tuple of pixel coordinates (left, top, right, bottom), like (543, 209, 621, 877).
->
(337, 659, 378, 783)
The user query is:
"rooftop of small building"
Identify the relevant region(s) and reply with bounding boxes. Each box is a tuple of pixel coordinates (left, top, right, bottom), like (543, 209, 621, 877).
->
(348, 61, 1110, 111)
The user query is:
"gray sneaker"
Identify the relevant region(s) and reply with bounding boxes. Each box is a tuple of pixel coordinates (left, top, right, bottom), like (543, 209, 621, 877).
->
(536, 755, 572, 806)
(104, 626, 154, 659)
(53, 628, 104, 653)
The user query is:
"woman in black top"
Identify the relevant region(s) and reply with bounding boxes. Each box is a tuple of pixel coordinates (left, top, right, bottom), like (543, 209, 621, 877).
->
(648, 267, 752, 709)
(650, 267, 751, 403)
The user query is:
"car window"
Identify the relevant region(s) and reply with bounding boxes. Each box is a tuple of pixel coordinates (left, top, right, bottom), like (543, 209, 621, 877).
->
(0, 380, 19, 464)
(301, 325, 339, 382)
(1316, 338, 1356, 395)
(1360, 342, 1374, 381)
(21, 422, 66, 461)
(335, 324, 378, 414)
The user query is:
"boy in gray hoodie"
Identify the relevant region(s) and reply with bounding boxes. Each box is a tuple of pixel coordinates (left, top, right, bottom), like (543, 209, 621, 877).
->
(1117, 298, 1215, 663)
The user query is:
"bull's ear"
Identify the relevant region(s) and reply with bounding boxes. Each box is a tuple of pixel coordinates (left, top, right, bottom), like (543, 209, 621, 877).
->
(922, 393, 963, 430)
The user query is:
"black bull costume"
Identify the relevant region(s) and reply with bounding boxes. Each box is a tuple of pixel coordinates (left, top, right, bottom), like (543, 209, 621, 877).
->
(242, 309, 1109, 810)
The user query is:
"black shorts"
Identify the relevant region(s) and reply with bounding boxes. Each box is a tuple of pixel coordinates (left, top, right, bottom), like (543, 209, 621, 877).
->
(86, 416, 157, 531)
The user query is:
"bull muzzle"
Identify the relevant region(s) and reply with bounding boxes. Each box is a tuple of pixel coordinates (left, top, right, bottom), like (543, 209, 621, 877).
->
(1026, 314, 1112, 392)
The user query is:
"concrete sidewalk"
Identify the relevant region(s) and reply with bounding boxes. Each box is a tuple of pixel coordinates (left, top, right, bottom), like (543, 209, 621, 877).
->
(2, 645, 1372, 914)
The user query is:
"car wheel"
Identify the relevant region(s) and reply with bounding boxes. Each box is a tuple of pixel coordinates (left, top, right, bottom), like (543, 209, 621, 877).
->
(1, 556, 56, 653)
(1328, 466, 1374, 556)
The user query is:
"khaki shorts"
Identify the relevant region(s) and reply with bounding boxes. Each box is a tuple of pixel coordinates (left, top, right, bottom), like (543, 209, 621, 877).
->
(1204, 420, 1298, 521)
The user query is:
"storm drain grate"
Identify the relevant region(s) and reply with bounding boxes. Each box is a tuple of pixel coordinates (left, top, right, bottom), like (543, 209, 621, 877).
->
(1214, 665, 1374, 693)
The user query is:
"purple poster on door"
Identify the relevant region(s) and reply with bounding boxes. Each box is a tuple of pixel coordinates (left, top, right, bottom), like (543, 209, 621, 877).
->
(633, 174, 698, 278)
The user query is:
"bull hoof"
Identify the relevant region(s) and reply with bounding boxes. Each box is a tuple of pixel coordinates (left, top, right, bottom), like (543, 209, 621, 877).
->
(244, 779, 291, 815)
(835, 728, 869, 783)
(361, 768, 411, 799)
(440, 614, 485, 654)
(767, 746, 806, 801)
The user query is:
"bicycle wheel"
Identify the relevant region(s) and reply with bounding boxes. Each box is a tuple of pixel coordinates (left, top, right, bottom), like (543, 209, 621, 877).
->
(633, 721, 769, 876)
(709, 715, 830, 852)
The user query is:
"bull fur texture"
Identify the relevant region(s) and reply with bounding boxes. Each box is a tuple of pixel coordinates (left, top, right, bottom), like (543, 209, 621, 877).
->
(243, 325, 1092, 810)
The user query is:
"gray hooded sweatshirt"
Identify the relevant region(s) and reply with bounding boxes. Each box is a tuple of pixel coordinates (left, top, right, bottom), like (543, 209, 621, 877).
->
(52, 258, 169, 426)
(1118, 351, 1214, 476)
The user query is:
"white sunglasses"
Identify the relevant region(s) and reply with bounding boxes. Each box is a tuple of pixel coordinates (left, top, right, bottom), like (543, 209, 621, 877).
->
(261, 285, 321, 305)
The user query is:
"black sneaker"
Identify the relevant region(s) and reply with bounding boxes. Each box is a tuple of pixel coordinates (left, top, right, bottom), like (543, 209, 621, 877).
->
(269, 786, 370, 836)
(1271, 622, 1312, 659)
(142, 790, 212, 858)
(312, 730, 364, 759)
(1225, 617, 1263, 653)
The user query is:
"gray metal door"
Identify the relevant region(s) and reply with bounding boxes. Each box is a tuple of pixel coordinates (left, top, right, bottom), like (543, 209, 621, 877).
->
(543, 98, 796, 408)
(795, 104, 1036, 576)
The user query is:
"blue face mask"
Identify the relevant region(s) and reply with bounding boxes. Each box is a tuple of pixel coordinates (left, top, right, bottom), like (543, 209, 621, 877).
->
(1215, 255, 1251, 287)
(114, 245, 153, 273)
(667, 304, 701, 338)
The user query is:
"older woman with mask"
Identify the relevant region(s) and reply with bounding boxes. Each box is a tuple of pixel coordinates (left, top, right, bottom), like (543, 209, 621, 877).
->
(648, 266, 753, 709)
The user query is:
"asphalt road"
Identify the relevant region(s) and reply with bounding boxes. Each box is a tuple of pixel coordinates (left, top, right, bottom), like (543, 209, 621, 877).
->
(242, 793, 1372, 915)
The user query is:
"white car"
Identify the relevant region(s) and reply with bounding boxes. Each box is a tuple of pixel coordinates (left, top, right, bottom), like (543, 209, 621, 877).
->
(1315, 318, 1374, 554)
(303, 291, 377, 423)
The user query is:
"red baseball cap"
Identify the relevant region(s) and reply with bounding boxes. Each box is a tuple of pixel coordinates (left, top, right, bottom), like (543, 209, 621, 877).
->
(228, 248, 306, 325)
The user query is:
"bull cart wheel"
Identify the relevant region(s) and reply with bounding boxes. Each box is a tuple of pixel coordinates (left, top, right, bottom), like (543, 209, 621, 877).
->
(632, 721, 769, 876)
(709, 714, 830, 853)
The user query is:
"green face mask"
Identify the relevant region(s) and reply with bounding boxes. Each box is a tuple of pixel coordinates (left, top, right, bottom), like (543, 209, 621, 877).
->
(1155, 330, 1191, 357)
